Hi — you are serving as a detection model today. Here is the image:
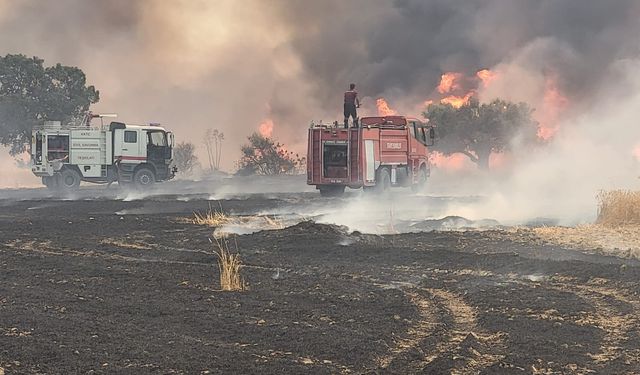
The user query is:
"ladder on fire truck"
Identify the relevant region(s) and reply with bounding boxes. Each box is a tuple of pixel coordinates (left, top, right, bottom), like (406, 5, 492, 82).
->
(348, 127, 359, 184)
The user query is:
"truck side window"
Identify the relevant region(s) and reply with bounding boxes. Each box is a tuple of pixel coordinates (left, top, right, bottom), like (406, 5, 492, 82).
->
(420, 128, 428, 144)
(411, 122, 425, 144)
(124, 131, 137, 143)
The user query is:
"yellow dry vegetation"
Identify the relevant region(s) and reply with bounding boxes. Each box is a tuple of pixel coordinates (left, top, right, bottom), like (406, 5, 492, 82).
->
(527, 190, 640, 259)
(597, 190, 640, 226)
(192, 207, 230, 226)
(189, 203, 286, 236)
(213, 236, 247, 291)
(532, 225, 640, 259)
(212, 215, 285, 238)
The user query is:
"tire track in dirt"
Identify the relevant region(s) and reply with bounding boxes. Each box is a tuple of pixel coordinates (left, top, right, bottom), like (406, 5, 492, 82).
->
(545, 276, 640, 372)
(419, 288, 506, 374)
(375, 289, 440, 371)
(487, 273, 640, 373)
(370, 279, 506, 374)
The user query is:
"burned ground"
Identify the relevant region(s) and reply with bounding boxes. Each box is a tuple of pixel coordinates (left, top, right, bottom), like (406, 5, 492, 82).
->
(1, 193, 640, 374)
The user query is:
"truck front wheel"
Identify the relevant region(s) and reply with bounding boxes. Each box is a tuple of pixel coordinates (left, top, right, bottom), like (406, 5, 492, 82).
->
(42, 176, 59, 190)
(133, 168, 156, 189)
(58, 168, 81, 191)
(411, 168, 428, 193)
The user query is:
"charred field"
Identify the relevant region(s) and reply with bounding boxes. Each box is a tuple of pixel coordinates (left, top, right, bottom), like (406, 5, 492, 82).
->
(1, 184, 640, 374)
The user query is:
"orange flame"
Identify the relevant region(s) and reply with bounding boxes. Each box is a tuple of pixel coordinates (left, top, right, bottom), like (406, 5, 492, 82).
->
(376, 98, 397, 116)
(430, 152, 471, 171)
(437, 72, 461, 94)
(258, 119, 274, 138)
(633, 144, 640, 162)
(440, 92, 474, 108)
(476, 69, 497, 87)
(536, 76, 569, 140)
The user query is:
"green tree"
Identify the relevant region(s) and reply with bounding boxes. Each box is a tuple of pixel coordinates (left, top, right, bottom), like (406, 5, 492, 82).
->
(0, 54, 99, 154)
(237, 132, 305, 175)
(423, 98, 537, 169)
(174, 142, 199, 176)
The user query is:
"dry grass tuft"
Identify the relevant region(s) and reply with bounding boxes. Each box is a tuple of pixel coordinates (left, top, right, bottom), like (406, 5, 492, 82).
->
(213, 236, 247, 291)
(193, 204, 230, 226)
(597, 190, 640, 226)
(262, 215, 285, 230)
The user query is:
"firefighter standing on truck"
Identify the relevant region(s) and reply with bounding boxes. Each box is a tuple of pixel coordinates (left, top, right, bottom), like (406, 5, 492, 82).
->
(344, 83, 360, 128)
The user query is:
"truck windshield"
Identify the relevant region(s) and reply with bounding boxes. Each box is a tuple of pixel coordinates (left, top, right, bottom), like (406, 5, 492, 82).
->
(149, 131, 167, 146)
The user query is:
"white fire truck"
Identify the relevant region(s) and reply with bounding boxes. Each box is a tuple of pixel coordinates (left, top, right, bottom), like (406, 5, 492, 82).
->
(31, 114, 176, 191)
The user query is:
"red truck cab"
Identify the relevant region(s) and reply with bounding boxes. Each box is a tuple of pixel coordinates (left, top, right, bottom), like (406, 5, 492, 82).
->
(307, 116, 435, 196)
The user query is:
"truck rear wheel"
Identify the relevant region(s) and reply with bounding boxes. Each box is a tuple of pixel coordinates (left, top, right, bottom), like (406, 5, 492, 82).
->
(319, 185, 345, 197)
(58, 168, 81, 191)
(133, 168, 156, 189)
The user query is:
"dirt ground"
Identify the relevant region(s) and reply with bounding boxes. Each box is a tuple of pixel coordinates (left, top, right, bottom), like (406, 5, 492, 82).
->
(2, 189, 640, 374)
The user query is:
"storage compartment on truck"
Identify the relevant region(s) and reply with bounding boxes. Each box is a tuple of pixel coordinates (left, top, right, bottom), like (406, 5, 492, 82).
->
(322, 141, 348, 178)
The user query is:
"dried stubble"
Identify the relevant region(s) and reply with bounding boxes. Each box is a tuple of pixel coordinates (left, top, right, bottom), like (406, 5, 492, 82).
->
(213, 236, 247, 291)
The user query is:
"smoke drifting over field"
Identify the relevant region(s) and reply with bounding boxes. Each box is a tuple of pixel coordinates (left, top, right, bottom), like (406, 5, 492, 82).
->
(1, 0, 640, 224)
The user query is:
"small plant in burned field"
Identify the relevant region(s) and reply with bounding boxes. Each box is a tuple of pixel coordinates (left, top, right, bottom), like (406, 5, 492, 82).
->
(596, 190, 640, 226)
(192, 204, 230, 226)
(213, 236, 247, 291)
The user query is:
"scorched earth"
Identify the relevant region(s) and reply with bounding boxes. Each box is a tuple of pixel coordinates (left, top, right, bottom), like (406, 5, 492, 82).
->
(1, 179, 639, 374)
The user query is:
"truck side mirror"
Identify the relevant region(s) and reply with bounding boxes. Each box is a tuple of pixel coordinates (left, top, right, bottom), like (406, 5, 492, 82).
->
(427, 127, 436, 146)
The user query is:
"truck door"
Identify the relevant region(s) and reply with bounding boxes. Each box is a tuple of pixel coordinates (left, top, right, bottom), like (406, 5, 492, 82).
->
(408, 120, 430, 174)
(113, 129, 146, 162)
(408, 121, 418, 156)
(147, 130, 169, 164)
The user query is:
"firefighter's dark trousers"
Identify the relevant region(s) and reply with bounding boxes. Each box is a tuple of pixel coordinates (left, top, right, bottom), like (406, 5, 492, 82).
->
(344, 103, 358, 128)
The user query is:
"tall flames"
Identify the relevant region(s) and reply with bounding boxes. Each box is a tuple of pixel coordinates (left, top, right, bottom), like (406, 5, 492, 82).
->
(375, 69, 494, 117)
(476, 69, 497, 87)
(435, 71, 478, 109)
(536, 75, 569, 140)
(440, 92, 474, 108)
(376, 98, 397, 116)
(437, 72, 462, 94)
(356, 67, 588, 172)
(433, 69, 571, 142)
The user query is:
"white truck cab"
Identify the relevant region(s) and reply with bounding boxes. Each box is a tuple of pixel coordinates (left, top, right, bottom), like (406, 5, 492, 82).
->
(31, 118, 176, 191)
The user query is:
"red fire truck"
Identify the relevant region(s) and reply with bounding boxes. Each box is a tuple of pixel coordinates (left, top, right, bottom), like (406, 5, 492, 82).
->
(307, 116, 435, 196)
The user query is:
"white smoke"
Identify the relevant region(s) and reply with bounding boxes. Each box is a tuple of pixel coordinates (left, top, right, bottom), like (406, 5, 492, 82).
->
(0, 148, 38, 189)
(436, 57, 640, 224)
